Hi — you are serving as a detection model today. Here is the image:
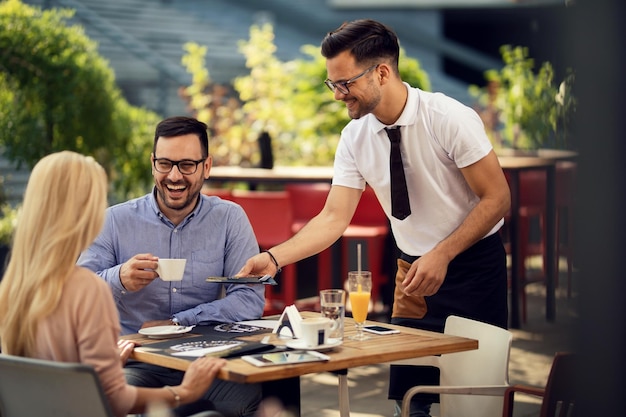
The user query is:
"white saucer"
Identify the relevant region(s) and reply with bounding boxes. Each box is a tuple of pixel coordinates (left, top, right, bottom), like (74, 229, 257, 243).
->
(138, 325, 195, 339)
(285, 338, 342, 352)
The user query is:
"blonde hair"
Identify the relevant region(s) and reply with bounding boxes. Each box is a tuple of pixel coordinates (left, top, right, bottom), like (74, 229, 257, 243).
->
(0, 151, 108, 356)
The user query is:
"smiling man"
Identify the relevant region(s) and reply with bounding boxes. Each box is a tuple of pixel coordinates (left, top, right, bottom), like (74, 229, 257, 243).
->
(238, 19, 511, 417)
(78, 116, 265, 417)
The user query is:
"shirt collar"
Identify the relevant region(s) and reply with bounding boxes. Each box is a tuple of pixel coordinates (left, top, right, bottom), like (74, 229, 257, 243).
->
(149, 186, 202, 228)
(370, 82, 419, 135)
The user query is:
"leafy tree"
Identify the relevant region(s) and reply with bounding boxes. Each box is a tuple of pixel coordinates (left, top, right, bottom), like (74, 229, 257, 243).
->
(181, 23, 431, 167)
(0, 0, 159, 202)
(469, 45, 575, 150)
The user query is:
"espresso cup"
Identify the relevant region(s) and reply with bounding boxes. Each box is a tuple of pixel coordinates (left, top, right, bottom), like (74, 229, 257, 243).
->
(300, 317, 338, 347)
(156, 258, 186, 281)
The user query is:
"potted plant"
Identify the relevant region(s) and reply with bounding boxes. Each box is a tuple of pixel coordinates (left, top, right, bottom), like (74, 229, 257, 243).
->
(469, 45, 576, 152)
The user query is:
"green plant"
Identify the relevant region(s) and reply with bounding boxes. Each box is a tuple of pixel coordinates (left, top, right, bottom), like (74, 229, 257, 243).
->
(180, 23, 430, 167)
(469, 45, 575, 150)
(0, 0, 121, 164)
(0, 0, 159, 202)
(0, 204, 18, 246)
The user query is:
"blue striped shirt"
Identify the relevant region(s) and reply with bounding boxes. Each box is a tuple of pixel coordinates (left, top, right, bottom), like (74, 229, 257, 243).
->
(77, 189, 265, 335)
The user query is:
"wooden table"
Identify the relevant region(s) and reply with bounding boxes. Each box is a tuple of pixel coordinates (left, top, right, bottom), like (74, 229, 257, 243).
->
(123, 313, 477, 416)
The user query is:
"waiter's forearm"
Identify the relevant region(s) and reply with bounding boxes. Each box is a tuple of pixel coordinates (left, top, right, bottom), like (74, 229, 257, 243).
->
(433, 194, 509, 261)
(268, 184, 362, 268)
(269, 212, 348, 267)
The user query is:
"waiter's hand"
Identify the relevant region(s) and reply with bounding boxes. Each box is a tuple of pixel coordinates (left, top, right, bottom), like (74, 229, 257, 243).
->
(400, 250, 449, 296)
(237, 251, 278, 278)
(119, 253, 159, 292)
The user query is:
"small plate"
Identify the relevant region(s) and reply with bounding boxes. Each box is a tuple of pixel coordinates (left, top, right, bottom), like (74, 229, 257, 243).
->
(138, 325, 195, 339)
(285, 338, 342, 352)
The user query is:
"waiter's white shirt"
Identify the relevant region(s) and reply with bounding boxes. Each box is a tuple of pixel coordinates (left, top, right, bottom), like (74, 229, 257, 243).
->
(332, 83, 504, 256)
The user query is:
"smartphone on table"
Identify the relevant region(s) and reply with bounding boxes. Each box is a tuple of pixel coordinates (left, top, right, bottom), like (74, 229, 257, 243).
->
(242, 350, 330, 367)
(362, 325, 400, 335)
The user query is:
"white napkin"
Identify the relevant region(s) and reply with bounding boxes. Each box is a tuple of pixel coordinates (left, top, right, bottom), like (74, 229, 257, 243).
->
(237, 319, 279, 329)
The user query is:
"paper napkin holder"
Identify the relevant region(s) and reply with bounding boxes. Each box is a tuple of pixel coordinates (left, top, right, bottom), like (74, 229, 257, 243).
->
(273, 305, 302, 338)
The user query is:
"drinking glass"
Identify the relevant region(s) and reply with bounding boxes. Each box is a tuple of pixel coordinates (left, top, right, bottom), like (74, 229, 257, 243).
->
(347, 271, 372, 341)
(320, 289, 346, 340)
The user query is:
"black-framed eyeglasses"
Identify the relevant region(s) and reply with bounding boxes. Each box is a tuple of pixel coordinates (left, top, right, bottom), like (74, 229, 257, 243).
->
(153, 157, 206, 175)
(324, 64, 379, 95)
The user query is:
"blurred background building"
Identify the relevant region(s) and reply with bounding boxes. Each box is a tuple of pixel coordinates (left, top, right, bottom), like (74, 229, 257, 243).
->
(22, 0, 568, 117)
(1, 0, 570, 205)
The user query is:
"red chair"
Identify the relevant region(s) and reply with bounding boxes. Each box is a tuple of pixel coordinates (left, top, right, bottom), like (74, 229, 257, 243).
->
(285, 183, 334, 293)
(201, 185, 233, 200)
(287, 184, 390, 311)
(503, 169, 547, 323)
(342, 185, 390, 311)
(230, 190, 296, 315)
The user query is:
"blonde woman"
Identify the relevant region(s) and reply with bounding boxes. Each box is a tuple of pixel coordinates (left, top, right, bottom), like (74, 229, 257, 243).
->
(0, 151, 225, 417)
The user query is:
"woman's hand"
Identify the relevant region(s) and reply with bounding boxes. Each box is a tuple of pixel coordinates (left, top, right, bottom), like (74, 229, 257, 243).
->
(117, 339, 135, 366)
(177, 357, 227, 403)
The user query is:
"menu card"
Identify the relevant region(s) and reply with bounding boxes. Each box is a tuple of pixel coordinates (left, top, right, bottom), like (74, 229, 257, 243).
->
(138, 322, 274, 358)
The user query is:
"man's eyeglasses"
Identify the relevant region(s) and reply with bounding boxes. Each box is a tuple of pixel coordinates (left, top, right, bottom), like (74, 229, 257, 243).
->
(324, 64, 379, 95)
(153, 158, 206, 175)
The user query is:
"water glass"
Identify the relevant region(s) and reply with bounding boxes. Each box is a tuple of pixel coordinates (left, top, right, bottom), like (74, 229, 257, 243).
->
(319, 289, 346, 341)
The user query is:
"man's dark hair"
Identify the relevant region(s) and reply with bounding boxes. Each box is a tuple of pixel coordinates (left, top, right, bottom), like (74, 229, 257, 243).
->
(153, 116, 209, 158)
(321, 19, 400, 71)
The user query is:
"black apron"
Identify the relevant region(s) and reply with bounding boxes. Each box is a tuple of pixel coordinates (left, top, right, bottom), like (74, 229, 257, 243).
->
(388, 233, 508, 402)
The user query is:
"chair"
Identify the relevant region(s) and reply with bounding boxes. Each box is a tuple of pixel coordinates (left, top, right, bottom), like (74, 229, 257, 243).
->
(503, 162, 576, 322)
(502, 169, 549, 323)
(201, 185, 233, 200)
(0, 354, 224, 417)
(502, 352, 576, 417)
(285, 182, 334, 292)
(342, 185, 390, 310)
(230, 190, 297, 315)
(392, 315, 513, 417)
(0, 354, 113, 417)
(286, 183, 391, 310)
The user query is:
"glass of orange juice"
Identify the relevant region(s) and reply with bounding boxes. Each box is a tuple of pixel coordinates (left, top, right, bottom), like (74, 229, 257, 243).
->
(347, 271, 372, 341)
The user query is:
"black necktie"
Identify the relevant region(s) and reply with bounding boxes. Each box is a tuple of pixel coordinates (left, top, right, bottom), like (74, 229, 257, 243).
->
(385, 127, 411, 220)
